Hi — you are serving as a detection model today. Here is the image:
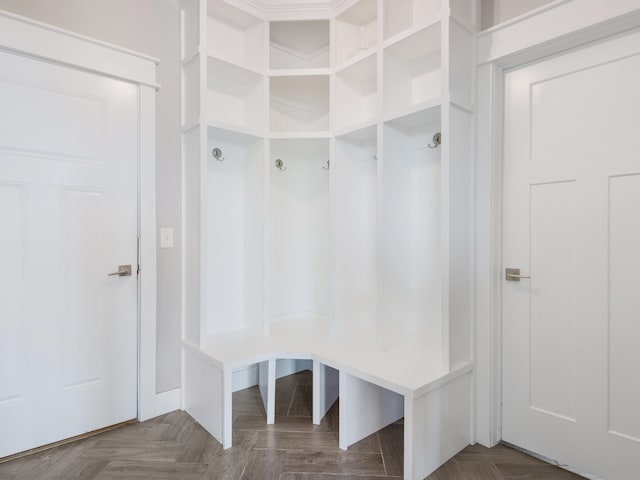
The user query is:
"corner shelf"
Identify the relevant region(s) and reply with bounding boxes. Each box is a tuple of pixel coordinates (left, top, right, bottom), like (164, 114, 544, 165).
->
(335, 52, 377, 132)
(383, 22, 441, 118)
(270, 75, 330, 133)
(206, 56, 264, 133)
(336, 0, 378, 66)
(269, 68, 332, 77)
(383, 98, 441, 126)
(270, 20, 330, 70)
(206, 120, 263, 142)
(383, 0, 441, 40)
(206, 0, 264, 72)
(334, 118, 378, 140)
(269, 131, 332, 140)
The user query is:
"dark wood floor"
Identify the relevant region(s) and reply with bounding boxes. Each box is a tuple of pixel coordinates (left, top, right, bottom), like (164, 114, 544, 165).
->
(0, 371, 585, 480)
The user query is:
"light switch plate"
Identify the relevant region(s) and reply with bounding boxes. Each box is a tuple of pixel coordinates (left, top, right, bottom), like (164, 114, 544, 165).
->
(160, 227, 174, 249)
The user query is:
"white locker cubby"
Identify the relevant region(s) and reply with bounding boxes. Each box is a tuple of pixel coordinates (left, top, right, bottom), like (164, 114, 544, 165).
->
(180, 0, 477, 478)
(335, 53, 377, 132)
(270, 75, 331, 133)
(335, 0, 377, 67)
(270, 20, 330, 70)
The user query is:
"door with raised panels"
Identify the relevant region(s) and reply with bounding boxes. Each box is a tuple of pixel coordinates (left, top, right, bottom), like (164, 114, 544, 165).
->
(502, 30, 640, 480)
(0, 50, 138, 457)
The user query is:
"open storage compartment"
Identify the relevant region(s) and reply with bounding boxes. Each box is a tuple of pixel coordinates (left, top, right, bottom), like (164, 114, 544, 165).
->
(206, 127, 265, 336)
(333, 125, 378, 338)
(270, 75, 330, 133)
(383, 0, 441, 40)
(336, 0, 378, 66)
(384, 22, 441, 119)
(381, 106, 442, 352)
(207, 57, 264, 134)
(268, 138, 331, 330)
(335, 54, 377, 132)
(270, 20, 330, 70)
(207, 0, 264, 71)
(274, 359, 314, 417)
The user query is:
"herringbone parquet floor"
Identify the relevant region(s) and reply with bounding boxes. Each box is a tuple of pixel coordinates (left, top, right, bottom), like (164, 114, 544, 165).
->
(0, 371, 585, 480)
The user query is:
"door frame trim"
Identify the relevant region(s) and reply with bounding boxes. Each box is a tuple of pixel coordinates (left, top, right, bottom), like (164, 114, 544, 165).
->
(474, 0, 640, 447)
(0, 10, 180, 429)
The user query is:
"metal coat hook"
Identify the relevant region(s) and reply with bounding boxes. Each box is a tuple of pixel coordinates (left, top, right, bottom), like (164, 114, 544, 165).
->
(428, 132, 442, 149)
(323, 159, 330, 171)
(212, 147, 224, 161)
(275, 158, 287, 171)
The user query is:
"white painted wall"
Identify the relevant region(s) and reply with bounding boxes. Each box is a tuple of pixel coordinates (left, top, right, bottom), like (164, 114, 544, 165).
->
(481, 0, 556, 29)
(0, 0, 182, 392)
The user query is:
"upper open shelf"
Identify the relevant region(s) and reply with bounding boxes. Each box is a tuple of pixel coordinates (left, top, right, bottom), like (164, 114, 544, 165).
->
(383, 0, 441, 41)
(383, 22, 441, 119)
(336, 53, 377, 132)
(206, 56, 264, 135)
(336, 0, 378, 67)
(270, 75, 330, 133)
(270, 20, 330, 70)
(207, 0, 264, 72)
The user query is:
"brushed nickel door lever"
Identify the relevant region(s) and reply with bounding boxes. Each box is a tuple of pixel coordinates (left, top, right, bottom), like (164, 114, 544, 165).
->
(108, 265, 132, 277)
(505, 268, 530, 281)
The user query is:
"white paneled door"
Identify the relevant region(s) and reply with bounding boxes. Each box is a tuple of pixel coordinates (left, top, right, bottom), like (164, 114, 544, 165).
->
(502, 30, 640, 480)
(0, 51, 138, 457)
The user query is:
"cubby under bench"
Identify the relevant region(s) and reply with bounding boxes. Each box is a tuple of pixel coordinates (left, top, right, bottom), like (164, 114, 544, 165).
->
(183, 326, 473, 480)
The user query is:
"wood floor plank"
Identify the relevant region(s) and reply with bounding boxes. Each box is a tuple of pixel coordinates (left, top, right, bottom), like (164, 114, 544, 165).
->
(315, 401, 339, 433)
(96, 422, 170, 442)
(79, 439, 186, 463)
(288, 385, 313, 417)
(275, 378, 297, 417)
(241, 449, 285, 480)
(204, 431, 258, 480)
(426, 459, 465, 480)
(280, 474, 401, 480)
(282, 451, 386, 476)
(378, 422, 403, 477)
(458, 461, 506, 480)
(0, 373, 588, 480)
(455, 444, 546, 465)
(93, 460, 208, 479)
(235, 415, 317, 433)
(4, 437, 102, 480)
(346, 432, 382, 455)
(495, 463, 586, 479)
(160, 412, 202, 443)
(293, 370, 313, 386)
(255, 431, 339, 451)
(178, 427, 221, 464)
(234, 388, 267, 417)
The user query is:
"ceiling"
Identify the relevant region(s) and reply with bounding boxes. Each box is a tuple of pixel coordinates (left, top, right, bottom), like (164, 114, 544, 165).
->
(257, 0, 336, 4)
(243, 0, 346, 11)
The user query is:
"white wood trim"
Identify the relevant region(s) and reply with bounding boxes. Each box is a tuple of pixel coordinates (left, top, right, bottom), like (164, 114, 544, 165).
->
(474, 0, 640, 448)
(0, 10, 160, 89)
(138, 85, 181, 420)
(237, 0, 345, 17)
(477, 0, 640, 65)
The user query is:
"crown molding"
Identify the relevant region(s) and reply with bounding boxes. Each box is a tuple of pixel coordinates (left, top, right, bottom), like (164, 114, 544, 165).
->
(236, 0, 347, 16)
